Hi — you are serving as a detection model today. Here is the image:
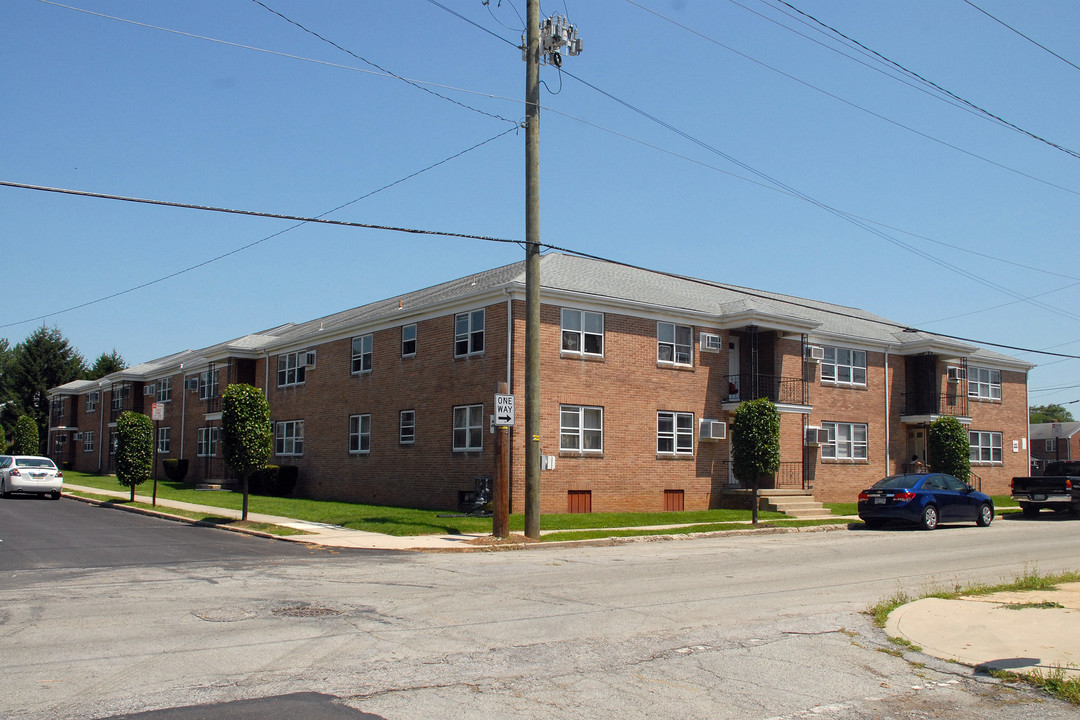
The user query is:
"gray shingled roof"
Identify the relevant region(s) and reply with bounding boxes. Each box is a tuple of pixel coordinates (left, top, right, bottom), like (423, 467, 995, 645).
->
(1030, 422, 1080, 440)
(54, 252, 1032, 392)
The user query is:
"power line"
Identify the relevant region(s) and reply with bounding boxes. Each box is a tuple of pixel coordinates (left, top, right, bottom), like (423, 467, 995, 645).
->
(961, 0, 1080, 73)
(769, 0, 1080, 160)
(250, 0, 517, 125)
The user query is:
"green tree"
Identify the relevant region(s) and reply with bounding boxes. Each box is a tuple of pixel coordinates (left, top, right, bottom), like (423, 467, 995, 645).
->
(731, 398, 781, 525)
(1030, 404, 1075, 425)
(11, 415, 39, 455)
(84, 349, 126, 380)
(928, 416, 971, 483)
(6, 327, 86, 450)
(115, 411, 154, 501)
(221, 384, 272, 521)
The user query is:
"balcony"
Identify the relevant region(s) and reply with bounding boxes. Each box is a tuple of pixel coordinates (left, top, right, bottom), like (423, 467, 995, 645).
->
(725, 373, 809, 408)
(900, 391, 970, 424)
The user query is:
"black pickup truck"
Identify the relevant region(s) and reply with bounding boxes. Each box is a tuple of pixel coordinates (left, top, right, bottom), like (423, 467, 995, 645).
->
(1011, 461, 1080, 517)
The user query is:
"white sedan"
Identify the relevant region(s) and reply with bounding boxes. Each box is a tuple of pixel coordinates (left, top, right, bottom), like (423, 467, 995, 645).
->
(0, 455, 64, 500)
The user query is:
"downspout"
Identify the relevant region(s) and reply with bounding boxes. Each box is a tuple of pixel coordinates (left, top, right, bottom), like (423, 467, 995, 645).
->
(884, 346, 891, 473)
(179, 364, 186, 462)
(97, 382, 105, 472)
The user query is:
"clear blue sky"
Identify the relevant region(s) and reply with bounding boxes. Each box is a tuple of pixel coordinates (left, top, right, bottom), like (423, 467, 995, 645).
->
(3, 1, 1078, 411)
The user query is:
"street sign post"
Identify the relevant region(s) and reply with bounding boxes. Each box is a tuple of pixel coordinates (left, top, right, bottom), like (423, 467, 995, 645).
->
(495, 394, 515, 426)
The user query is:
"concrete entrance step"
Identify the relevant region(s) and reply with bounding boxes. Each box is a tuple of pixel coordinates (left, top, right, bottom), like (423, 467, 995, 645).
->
(196, 480, 239, 491)
(758, 492, 832, 519)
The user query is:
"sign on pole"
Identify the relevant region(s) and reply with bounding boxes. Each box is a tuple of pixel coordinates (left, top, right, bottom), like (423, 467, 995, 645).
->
(495, 394, 515, 426)
(151, 402, 165, 421)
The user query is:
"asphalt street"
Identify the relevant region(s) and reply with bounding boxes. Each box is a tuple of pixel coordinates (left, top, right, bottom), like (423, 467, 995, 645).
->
(2, 497, 1079, 720)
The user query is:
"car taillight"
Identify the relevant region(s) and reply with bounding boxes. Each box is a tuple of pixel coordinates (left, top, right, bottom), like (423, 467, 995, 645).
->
(9, 468, 20, 476)
(1068, 480, 1073, 490)
(858, 491, 868, 501)
(1010, 479, 1015, 491)
(56, 470, 63, 478)
(893, 492, 916, 501)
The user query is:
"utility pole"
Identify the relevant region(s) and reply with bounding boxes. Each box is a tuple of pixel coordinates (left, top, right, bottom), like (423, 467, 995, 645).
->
(523, 3, 581, 540)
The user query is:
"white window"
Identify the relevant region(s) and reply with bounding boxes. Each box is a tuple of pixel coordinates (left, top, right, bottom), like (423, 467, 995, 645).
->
(454, 310, 485, 357)
(351, 334, 373, 374)
(1046, 438, 1057, 453)
(86, 391, 98, 413)
(156, 377, 172, 402)
(111, 384, 129, 410)
(198, 370, 219, 400)
(969, 430, 1002, 463)
(657, 411, 693, 455)
(968, 367, 1001, 401)
(349, 414, 371, 454)
(453, 404, 484, 451)
(821, 422, 868, 460)
(561, 309, 604, 356)
(400, 410, 415, 445)
(821, 347, 867, 385)
(402, 324, 417, 357)
(560, 405, 603, 452)
(277, 352, 306, 387)
(83, 431, 94, 453)
(275, 420, 304, 456)
(157, 426, 171, 454)
(196, 427, 219, 457)
(109, 431, 118, 455)
(657, 322, 692, 365)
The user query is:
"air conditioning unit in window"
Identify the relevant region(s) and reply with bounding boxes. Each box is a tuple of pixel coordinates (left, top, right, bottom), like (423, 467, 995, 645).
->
(143, 384, 156, 396)
(700, 332, 722, 353)
(805, 426, 830, 446)
(805, 345, 825, 362)
(185, 377, 200, 391)
(947, 366, 967, 382)
(74, 432, 83, 441)
(699, 419, 726, 441)
(304, 350, 317, 368)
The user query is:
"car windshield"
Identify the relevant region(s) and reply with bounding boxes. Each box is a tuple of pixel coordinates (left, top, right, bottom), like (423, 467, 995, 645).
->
(872, 475, 919, 489)
(17, 458, 56, 469)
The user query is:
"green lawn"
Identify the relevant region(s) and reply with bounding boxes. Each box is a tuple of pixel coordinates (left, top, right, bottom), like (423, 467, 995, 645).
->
(63, 471, 791, 537)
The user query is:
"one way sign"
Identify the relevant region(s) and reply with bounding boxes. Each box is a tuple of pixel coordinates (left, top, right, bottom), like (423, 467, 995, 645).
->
(494, 394, 515, 426)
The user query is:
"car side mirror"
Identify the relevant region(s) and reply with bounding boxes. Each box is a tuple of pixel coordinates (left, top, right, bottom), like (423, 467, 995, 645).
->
(964, 484, 974, 492)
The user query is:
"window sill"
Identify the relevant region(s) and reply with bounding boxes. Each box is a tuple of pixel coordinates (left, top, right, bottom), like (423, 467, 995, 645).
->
(820, 381, 868, 390)
(971, 461, 1003, 467)
(968, 397, 1002, 404)
(349, 451, 370, 457)
(561, 351, 605, 362)
(820, 458, 869, 465)
(656, 362, 694, 372)
(657, 453, 695, 461)
(559, 451, 604, 459)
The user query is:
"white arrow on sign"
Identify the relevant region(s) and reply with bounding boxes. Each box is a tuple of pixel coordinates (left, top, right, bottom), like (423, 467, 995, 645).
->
(495, 394, 515, 426)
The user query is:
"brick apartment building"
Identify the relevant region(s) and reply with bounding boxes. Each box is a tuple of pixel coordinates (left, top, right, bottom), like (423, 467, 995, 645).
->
(47, 253, 1033, 512)
(1028, 422, 1080, 474)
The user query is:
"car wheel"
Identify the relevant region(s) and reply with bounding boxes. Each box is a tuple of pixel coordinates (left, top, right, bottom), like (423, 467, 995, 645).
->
(919, 505, 939, 531)
(1021, 505, 1040, 518)
(976, 503, 993, 527)
(50, 491, 61, 501)
(0, 479, 8, 499)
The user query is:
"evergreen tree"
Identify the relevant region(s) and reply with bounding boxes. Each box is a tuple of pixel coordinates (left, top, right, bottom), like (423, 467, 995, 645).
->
(6, 327, 86, 450)
(85, 349, 126, 380)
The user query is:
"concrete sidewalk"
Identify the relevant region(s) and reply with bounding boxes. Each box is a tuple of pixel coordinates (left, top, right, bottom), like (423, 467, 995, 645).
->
(887, 583, 1080, 678)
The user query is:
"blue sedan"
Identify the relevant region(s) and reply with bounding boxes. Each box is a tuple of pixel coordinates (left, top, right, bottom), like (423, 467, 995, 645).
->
(858, 473, 994, 530)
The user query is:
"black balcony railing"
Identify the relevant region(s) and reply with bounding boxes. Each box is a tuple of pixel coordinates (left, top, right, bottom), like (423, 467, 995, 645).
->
(727, 373, 808, 406)
(205, 396, 222, 414)
(721, 461, 806, 490)
(901, 391, 968, 418)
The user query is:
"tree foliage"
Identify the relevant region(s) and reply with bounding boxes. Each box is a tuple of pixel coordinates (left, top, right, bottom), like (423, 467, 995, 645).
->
(115, 411, 154, 501)
(1030, 404, 1075, 425)
(84, 349, 126, 380)
(731, 398, 781, 483)
(928, 416, 971, 483)
(221, 383, 272, 520)
(5, 327, 86, 449)
(12, 415, 40, 455)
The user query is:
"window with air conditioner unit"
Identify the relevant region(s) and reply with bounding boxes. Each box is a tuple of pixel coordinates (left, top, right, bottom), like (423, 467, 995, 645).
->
(700, 332, 722, 353)
(698, 419, 726, 441)
(805, 426, 830, 446)
(805, 345, 825, 362)
(947, 366, 967, 382)
(143, 384, 156, 396)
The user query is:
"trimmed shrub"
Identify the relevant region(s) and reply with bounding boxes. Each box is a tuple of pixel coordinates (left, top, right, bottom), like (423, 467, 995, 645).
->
(928, 415, 971, 483)
(249, 465, 279, 496)
(12, 415, 40, 455)
(162, 458, 189, 483)
(116, 411, 154, 501)
(276, 465, 299, 497)
(731, 398, 781, 484)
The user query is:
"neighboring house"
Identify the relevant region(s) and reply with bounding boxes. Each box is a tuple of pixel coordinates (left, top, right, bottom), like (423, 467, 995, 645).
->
(47, 254, 1033, 512)
(1029, 422, 1080, 474)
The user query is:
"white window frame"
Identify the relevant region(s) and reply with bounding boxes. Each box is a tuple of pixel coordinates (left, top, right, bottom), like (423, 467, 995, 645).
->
(111, 384, 129, 411)
(156, 377, 172, 403)
(1046, 438, 1057, 453)
(561, 308, 604, 356)
(277, 352, 306, 387)
(821, 421, 868, 460)
(452, 404, 484, 452)
(198, 370, 219, 400)
(657, 411, 694, 455)
(196, 427, 219, 457)
(454, 310, 485, 357)
(351, 334, 373, 374)
(968, 367, 1002, 401)
(821, 346, 867, 386)
(560, 405, 604, 453)
(400, 410, 415, 445)
(83, 431, 94, 453)
(157, 426, 171, 454)
(275, 420, 305, 456)
(657, 322, 692, 366)
(402, 324, 417, 357)
(349, 414, 371, 454)
(969, 430, 1003, 464)
(86, 391, 99, 413)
